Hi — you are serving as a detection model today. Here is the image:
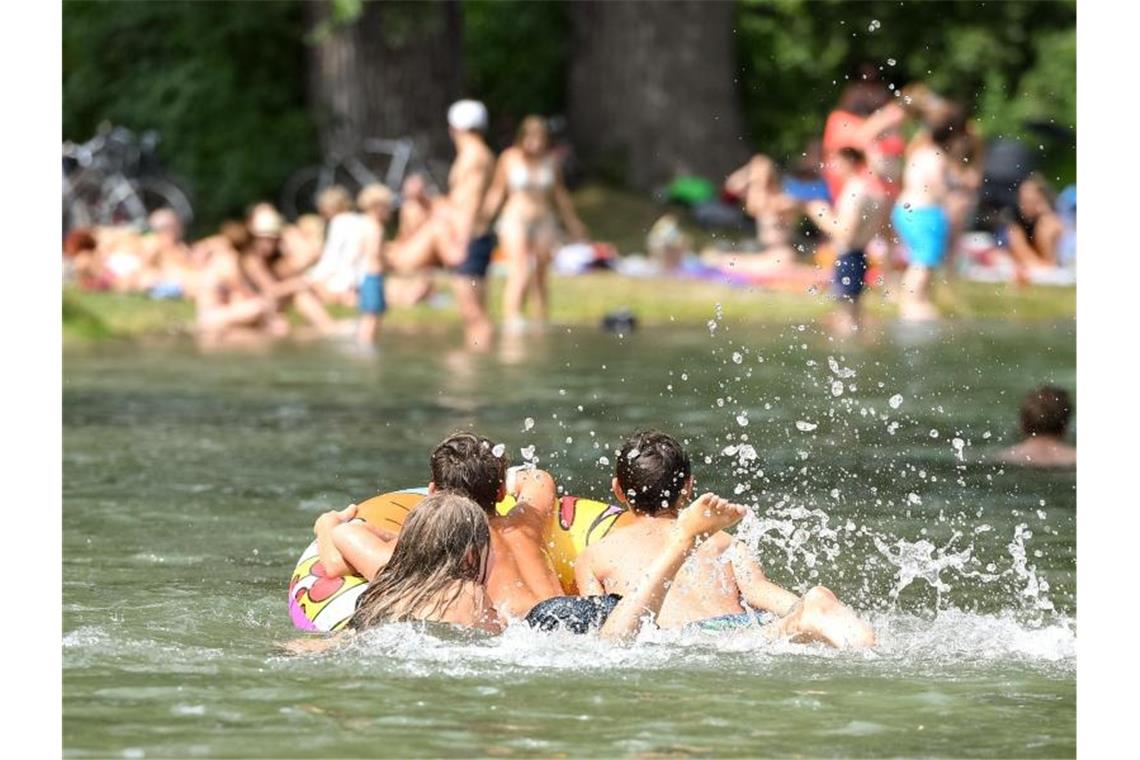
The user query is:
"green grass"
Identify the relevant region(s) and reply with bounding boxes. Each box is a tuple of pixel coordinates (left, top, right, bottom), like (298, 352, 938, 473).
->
(62, 184, 1074, 343)
(63, 290, 195, 344)
(64, 274, 1074, 345)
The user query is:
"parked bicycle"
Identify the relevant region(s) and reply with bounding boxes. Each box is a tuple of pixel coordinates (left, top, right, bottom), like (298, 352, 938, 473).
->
(62, 124, 194, 234)
(279, 136, 448, 219)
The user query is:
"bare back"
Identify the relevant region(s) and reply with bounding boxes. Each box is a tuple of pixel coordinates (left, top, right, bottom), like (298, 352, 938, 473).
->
(577, 517, 746, 628)
(486, 513, 564, 620)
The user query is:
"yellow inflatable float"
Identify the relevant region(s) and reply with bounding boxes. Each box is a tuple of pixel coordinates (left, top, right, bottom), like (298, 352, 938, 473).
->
(288, 487, 632, 631)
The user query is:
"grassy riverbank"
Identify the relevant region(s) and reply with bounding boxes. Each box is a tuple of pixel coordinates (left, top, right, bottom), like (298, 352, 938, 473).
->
(64, 275, 1075, 345)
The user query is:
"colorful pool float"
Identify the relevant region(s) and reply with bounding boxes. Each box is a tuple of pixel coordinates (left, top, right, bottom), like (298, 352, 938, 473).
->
(288, 487, 632, 631)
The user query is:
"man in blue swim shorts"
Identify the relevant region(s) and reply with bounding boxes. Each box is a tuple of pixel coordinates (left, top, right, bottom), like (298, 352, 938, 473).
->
(802, 147, 887, 331)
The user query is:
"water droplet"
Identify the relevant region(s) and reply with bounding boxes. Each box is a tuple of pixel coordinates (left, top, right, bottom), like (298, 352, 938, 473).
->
(736, 414, 749, 427)
(868, 19, 881, 32)
(796, 420, 818, 432)
(889, 394, 904, 409)
(491, 443, 506, 458)
(731, 351, 743, 364)
(831, 380, 844, 397)
(523, 417, 535, 432)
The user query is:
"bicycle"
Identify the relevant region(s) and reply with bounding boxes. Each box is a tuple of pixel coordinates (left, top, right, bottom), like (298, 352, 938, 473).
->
(62, 124, 194, 234)
(279, 136, 449, 219)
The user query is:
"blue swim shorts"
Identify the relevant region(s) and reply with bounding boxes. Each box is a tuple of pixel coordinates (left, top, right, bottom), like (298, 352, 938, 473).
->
(892, 203, 950, 268)
(358, 273, 386, 315)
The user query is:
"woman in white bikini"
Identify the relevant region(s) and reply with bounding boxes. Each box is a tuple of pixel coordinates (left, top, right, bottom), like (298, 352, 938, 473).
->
(481, 116, 587, 332)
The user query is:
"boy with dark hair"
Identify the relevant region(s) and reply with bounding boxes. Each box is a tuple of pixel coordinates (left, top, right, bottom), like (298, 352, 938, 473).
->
(314, 432, 564, 619)
(996, 386, 1077, 468)
(574, 430, 876, 648)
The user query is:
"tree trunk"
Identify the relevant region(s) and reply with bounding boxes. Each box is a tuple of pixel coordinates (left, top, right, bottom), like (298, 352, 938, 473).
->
(567, 0, 748, 189)
(307, 0, 462, 162)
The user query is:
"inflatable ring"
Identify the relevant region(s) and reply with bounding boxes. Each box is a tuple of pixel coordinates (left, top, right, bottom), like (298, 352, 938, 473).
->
(288, 487, 633, 631)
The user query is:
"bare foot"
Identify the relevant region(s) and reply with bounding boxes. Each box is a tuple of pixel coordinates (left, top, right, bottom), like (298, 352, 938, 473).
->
(781, 586, 876, 650)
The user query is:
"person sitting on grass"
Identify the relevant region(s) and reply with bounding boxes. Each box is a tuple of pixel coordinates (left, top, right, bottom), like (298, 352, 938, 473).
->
(313, 432, 565, 620)
(286, 488, 752, 651)
(802, 146, 888, 332)
(240, 204, 338, 336)
(1006, 174, 1064, 273)
(995, 386, 1076, 469)
(573, 430, 877, 648)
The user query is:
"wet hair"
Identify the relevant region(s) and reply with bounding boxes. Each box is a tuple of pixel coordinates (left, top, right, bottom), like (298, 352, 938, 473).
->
(429, 432, 507, 514)
(347, 493, 490, 631)
(615, 430, 692, 515)
(1019, 386, 1073, 437)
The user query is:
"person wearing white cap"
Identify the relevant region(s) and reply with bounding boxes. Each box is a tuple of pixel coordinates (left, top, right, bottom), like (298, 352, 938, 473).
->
(387, 99, 496, 349)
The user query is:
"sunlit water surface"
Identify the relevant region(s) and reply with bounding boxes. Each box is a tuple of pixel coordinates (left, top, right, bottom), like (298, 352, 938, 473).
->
(64, 319, 1075, 757)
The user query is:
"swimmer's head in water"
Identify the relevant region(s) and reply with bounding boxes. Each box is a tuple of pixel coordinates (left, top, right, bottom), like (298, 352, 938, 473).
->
(430, 433, 508, 514)
(347, 492, 491, 631)
(614, 430, 693, 515)
(1020, 386, 1073, 438)
(447, 99, 488, 133)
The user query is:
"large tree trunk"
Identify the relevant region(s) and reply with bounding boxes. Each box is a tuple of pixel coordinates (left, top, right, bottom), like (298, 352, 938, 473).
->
(307, 0, 462, 162)
(567, 0, 748, 189)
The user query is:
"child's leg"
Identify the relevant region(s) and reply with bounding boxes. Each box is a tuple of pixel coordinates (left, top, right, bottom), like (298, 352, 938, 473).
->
(766, 586, 876, 649)
(357, 272, 385, 343)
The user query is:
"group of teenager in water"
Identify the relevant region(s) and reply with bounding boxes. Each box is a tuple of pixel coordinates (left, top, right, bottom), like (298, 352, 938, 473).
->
(291, 430, 877, 651)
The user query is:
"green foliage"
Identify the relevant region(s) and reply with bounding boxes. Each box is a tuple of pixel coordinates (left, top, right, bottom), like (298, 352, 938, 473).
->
(735, 0, 1076, 178)
(63, 0, 317, 233)
(62, 0, 1075, 231)
(462, 0, 568, 142)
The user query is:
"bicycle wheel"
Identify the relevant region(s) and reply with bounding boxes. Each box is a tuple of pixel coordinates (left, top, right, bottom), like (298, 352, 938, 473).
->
(280, 165, 322, 220)
(101, 177, 194, 229)
(137, 177, 194, 229)
(62, 182, 97, 234)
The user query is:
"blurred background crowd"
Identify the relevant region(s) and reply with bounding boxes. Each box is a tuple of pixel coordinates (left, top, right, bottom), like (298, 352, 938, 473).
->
(61, 0, 1076, 344)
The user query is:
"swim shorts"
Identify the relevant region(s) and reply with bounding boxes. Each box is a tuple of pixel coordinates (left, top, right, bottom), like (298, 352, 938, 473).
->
(358, 273, 386, 315)
(453, 233, 496, 278)
(689, 610, 776, 632)
(833, 249, 868, 300)
(891, 203, 950, 268)
(524, 594, 622, 634)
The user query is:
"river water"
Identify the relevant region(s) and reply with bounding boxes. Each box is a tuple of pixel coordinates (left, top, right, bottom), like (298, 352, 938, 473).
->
(63, 319, 1075, 757)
